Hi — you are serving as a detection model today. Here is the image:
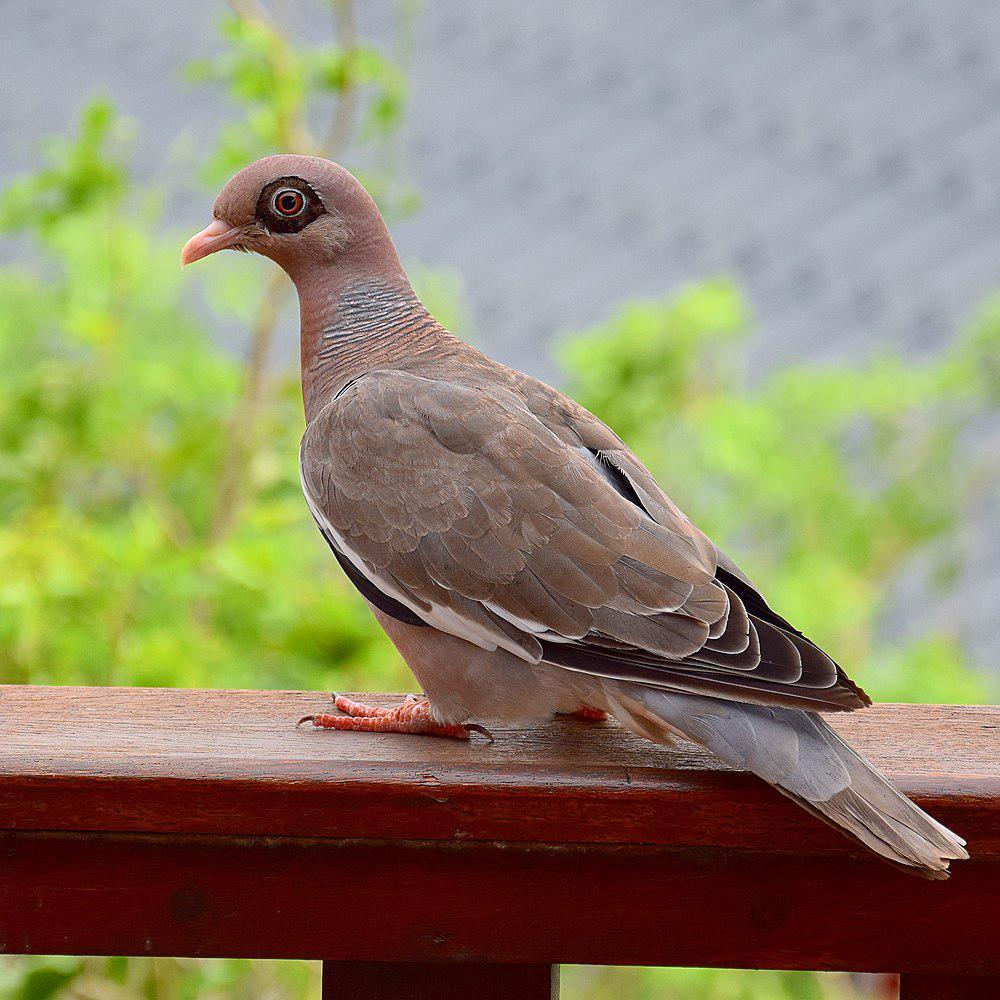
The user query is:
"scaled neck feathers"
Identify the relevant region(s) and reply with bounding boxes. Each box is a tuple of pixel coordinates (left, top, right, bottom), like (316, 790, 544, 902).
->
(296, 277, 461, 423)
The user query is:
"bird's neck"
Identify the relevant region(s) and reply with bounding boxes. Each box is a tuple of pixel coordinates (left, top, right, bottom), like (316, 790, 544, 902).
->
(294, 268, 457, 424)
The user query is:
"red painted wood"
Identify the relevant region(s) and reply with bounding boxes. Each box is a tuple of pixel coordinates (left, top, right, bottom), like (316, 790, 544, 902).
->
(899, 974, 1000, 998)
(0, 830, 997, 973)
(0, 687, 996, 857)
(321, 960, 558, 999)
(0, 686, 996, 973)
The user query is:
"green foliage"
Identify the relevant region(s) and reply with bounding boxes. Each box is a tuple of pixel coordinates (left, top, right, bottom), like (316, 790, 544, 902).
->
(187, 7, 413, 212)
(0, 105, 400, 694)
(0, 99, 127, 234)
(564, 965, 879, 1000)
(2, 959, 82, 1000)
(0, 956, 318, 1000)
(0, 2, 997, 999)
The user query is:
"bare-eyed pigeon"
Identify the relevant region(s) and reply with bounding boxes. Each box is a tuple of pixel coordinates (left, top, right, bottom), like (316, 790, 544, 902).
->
(182, 154, 968, 877)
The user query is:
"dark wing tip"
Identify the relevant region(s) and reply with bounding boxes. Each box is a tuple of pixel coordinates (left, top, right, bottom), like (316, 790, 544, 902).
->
(837, 667, 873, 709)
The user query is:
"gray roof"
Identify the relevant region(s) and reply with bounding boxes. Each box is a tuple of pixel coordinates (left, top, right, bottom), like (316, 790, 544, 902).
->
(388, 1, 1000, 379)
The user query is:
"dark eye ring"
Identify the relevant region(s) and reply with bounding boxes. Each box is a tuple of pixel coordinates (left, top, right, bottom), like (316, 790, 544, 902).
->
(272, 188, 306, 217)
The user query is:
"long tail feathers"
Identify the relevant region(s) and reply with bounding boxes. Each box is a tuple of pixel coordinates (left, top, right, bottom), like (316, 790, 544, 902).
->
(607, 684, 968, 878)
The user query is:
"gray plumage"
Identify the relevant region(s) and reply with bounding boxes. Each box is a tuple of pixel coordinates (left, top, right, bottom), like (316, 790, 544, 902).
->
(612, 685, 965, 877)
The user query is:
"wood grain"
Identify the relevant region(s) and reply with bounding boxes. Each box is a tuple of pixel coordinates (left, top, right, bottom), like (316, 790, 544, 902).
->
(0, 686, 997, 972)
(0, 687, 996, 855)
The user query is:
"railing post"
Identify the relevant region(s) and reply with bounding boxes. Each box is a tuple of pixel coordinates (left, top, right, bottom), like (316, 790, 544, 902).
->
(321, 960, 558, 999)
(899, 974, 1000, 999)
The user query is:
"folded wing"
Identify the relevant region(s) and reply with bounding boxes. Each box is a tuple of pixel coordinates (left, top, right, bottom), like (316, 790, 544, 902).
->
(300, 369, 869, 713)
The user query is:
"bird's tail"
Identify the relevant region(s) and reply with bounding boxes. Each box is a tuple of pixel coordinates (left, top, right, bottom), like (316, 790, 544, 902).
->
(605, 683, 968, 878)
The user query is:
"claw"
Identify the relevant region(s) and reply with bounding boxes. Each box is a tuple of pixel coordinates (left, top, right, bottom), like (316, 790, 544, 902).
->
(465, 723, 495, 743)
(296, 715, 316, 729)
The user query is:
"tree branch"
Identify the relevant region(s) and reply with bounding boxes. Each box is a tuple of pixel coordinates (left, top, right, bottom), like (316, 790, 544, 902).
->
(321, 0, 360, 158)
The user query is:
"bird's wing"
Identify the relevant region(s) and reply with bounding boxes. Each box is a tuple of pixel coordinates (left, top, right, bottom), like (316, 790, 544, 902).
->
(300, 369, 868, 712)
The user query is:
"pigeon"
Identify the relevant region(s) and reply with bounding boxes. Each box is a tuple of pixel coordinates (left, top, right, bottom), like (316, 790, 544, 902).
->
(182, 154, 968, 877)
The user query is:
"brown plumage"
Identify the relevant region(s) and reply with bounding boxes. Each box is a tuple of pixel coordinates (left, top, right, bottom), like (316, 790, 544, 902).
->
(182, 154, 967, 877)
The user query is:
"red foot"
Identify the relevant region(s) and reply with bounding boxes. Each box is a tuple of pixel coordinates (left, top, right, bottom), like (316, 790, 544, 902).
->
(566, 705, 609, 722)
(298, 694, 490, 741)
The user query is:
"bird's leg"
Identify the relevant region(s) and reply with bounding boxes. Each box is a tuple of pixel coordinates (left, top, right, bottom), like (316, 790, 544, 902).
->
(562, 705, 610, 722)
(298, 694, 489, 741)
(326, 693, 410, 718)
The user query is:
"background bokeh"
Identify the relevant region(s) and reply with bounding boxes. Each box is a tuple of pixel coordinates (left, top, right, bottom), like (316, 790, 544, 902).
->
(1, 2, 998, 998)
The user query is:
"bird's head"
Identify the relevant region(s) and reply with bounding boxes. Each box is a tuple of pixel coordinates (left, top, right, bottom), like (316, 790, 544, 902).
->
(181, 154, 397, 281)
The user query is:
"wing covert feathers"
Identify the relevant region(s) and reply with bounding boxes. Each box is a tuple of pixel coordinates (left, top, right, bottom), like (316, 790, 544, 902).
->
(300, 368, 869, 713)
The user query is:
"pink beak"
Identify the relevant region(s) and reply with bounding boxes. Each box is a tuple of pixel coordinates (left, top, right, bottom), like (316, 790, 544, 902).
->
(180, 219, 245, 268)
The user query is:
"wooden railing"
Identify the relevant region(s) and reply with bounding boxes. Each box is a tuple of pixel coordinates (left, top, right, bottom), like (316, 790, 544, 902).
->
(0, 686, 997, 998)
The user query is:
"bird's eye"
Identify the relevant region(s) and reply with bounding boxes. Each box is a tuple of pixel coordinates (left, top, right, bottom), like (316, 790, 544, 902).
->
(271, 188, 306, 217)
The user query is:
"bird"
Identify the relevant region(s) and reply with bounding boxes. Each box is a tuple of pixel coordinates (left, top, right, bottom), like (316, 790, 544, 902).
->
(182, 154, 967, 877)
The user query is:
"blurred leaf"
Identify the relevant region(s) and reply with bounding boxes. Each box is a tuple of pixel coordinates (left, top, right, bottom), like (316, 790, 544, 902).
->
(0, 99, 128, 233)
(11, 961, 81, 1000)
